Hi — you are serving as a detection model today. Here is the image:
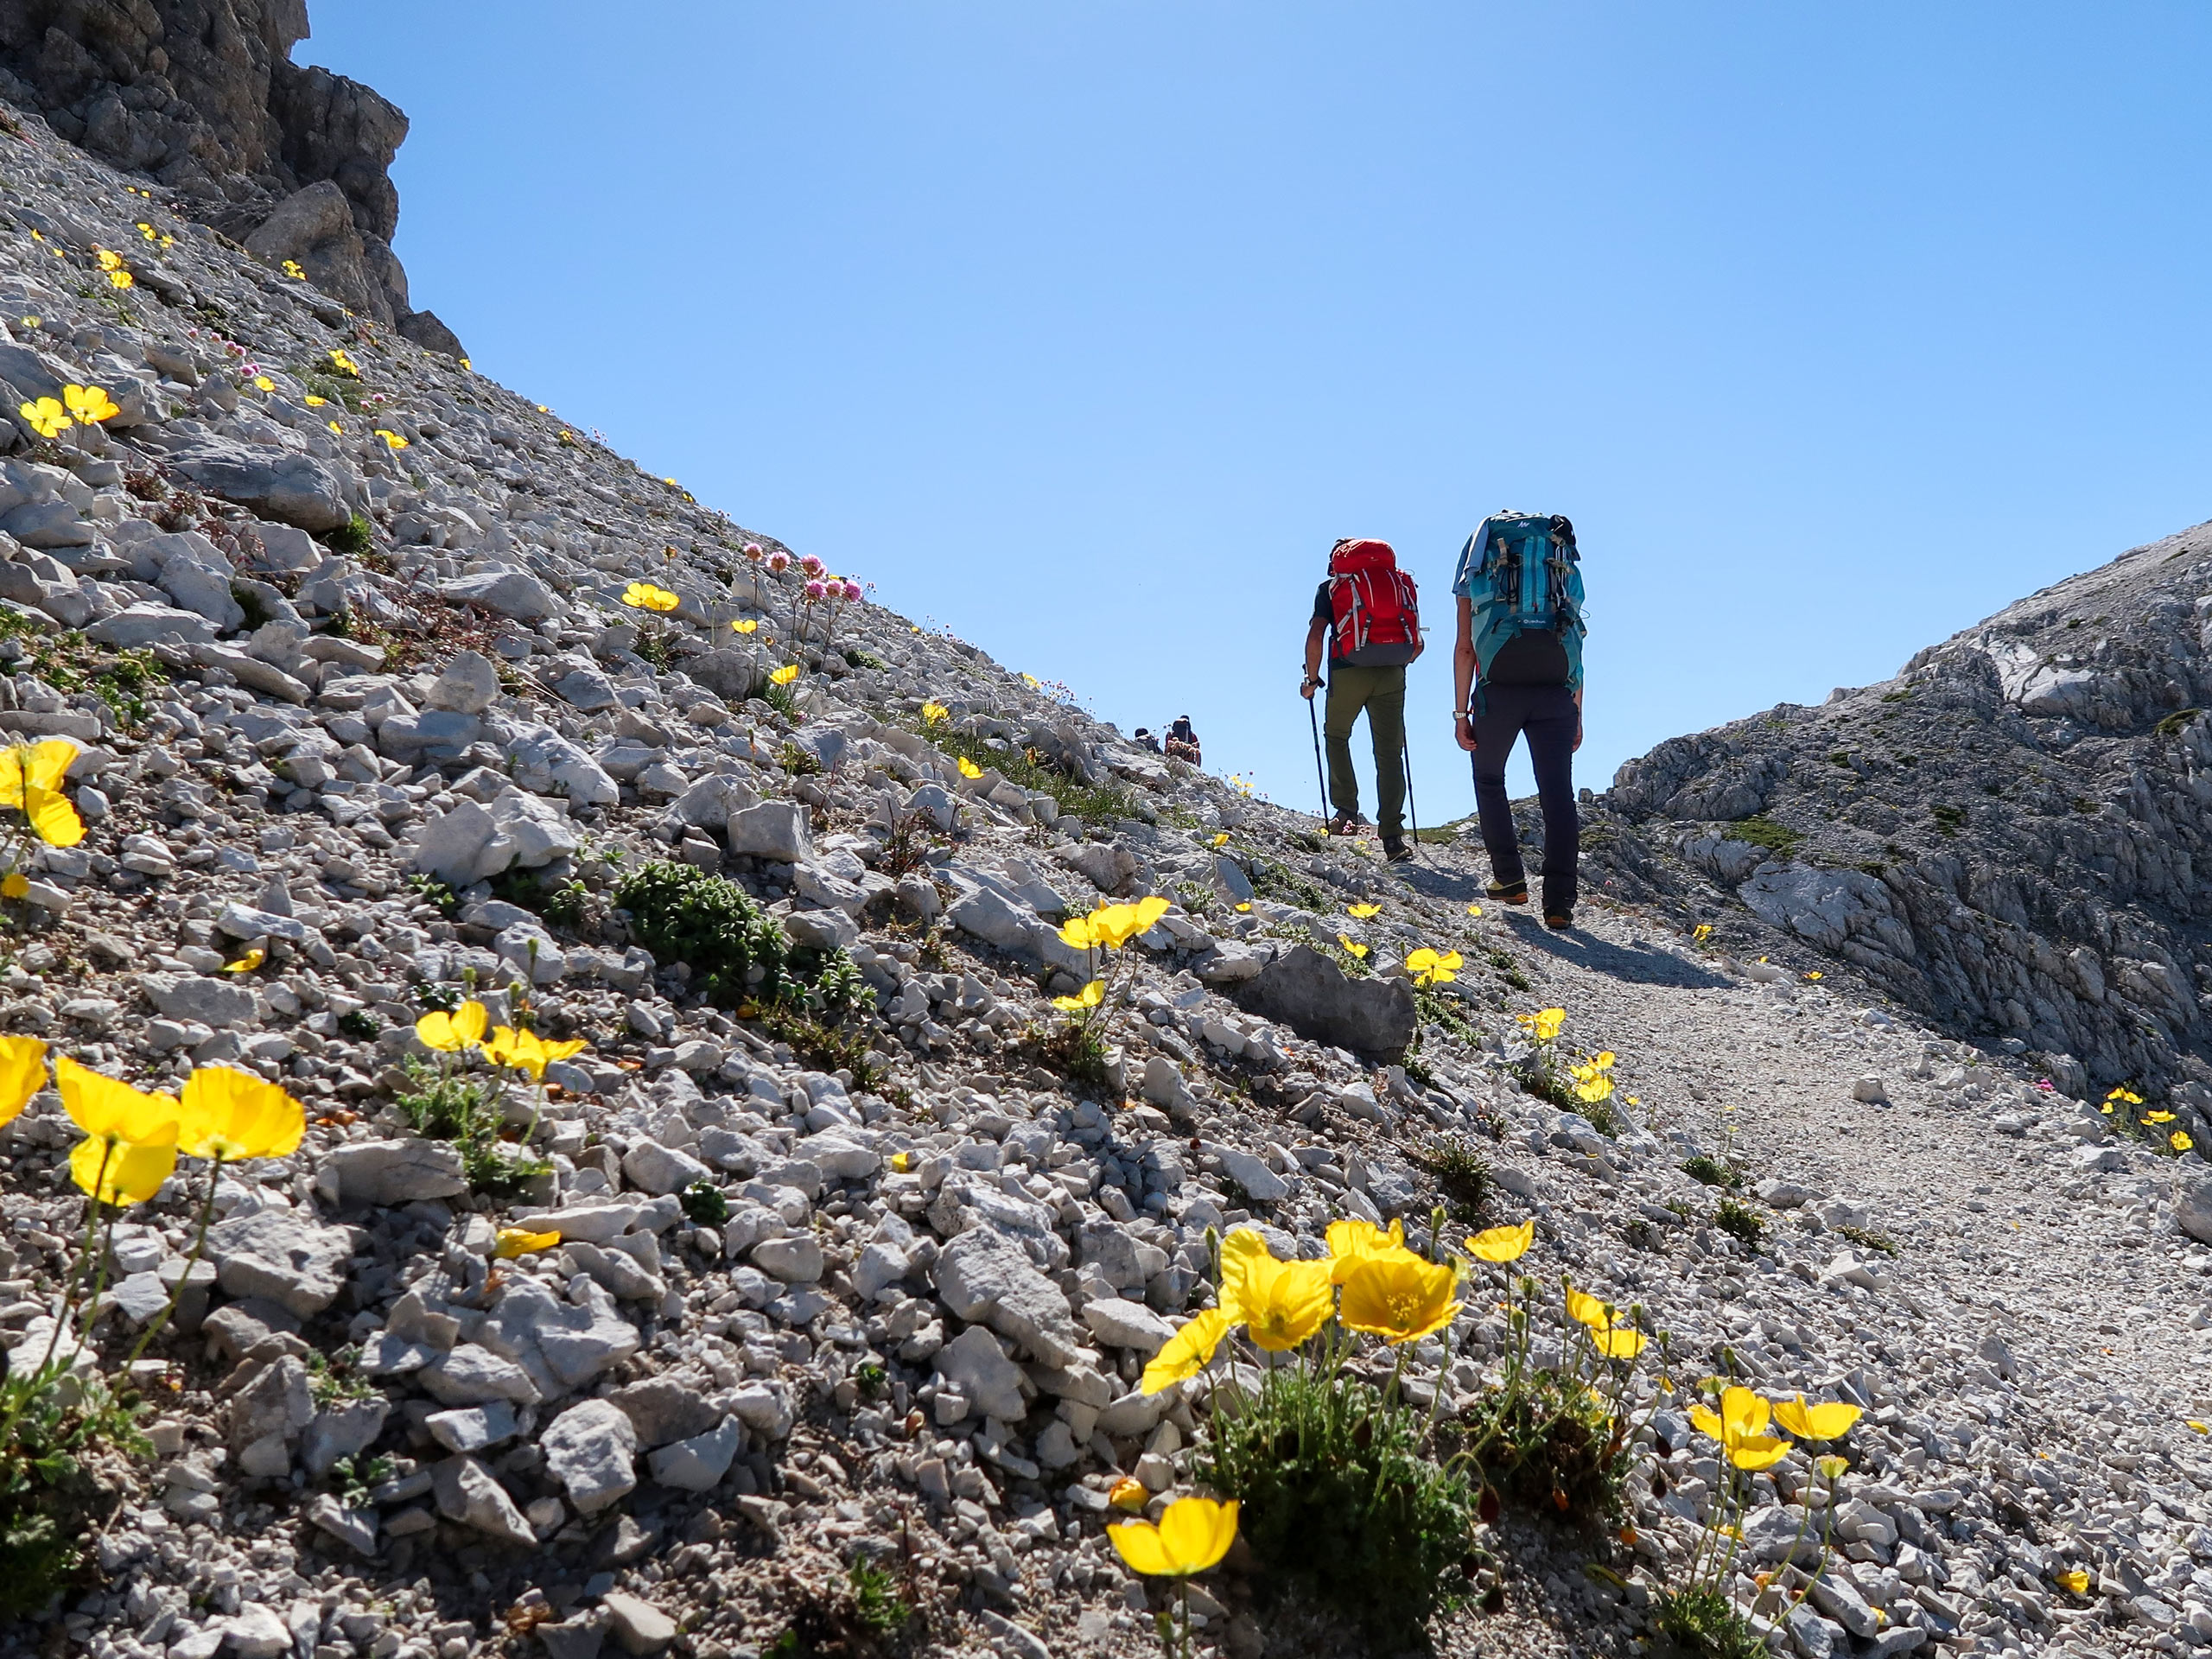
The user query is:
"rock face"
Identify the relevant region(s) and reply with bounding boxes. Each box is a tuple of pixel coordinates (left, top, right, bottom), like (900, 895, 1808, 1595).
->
(0, 0, 460, 349)
(1592, 518, 2212, 1096)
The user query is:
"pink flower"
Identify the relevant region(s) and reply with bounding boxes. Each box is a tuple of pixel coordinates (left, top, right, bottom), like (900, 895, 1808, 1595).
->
(743, 542, 765, 561)
(799, 555, 825, 577)
(842, 580, 862, 602)
(804, 580, 827, 600)
(766, 550, 791, 573)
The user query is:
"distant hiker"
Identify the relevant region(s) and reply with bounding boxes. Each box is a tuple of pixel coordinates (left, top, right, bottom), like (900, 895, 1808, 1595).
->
(1134, 728, 1161, 753)
(1452, 512, 1585, 928)
(1303, 537, 1422, 861)
(1164, 716, 1203, 766)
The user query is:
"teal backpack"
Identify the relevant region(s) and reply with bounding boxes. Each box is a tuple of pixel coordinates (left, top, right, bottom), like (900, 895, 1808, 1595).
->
(1454, 512, 1586, 691)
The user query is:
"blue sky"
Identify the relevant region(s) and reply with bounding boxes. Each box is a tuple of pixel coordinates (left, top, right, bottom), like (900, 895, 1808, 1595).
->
(312, 2, 2212, 817)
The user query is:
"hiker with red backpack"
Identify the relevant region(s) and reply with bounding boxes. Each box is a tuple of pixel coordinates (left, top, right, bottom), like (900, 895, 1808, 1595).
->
(1452, 512, 1586, 930)
(1301, 537, 1423, 862)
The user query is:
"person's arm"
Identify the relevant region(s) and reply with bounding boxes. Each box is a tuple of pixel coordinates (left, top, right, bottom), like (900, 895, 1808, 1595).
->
(1301, 618, 1328, 699)
(1452, 594, 1477, 751)
(1573, 687, 1584, 753)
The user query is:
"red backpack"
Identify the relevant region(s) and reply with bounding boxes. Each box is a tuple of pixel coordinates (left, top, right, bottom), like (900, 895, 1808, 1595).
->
(1325, 539, 1421, 666)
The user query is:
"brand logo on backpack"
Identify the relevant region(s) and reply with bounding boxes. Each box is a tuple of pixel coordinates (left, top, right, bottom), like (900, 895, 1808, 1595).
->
(1456, 513, 1586, 690)
(1325, 539, 1421, 668)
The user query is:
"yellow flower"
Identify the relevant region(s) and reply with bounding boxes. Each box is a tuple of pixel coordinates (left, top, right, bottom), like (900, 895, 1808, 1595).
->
(327, 420, 343, 434)
(109, 270, 133, 289)
(0, 873, 24, 900)
(495, 1228, 560, 1259)
(222, 949, 265, 974)
(1108, 1475, 1149, 1512)
(0, 739, 82, 847)
(329, 348, 360, 377)
(56, 1055, 177, 1143)
(2108, 1085, 2144, 1105)
(1235, 902, 1251, 912)
(1338, 1253, 1461, 1345)
(2147, 1109, 2177, 1124)
(1059, 914, 1100, 950)
(253, 375, 275, 391)
(1346, 903, 1381, 919)
(177, 1065, 305, 1161)
(1405, 948, 1462, 987)
(61, 385, 118, 424)
(2176, 1131, 2196, 1154)
(889, 1151, 912, 1173)
(1770, 1395, 1862, 1442)
(1564, 1284, 1612, 1329)
(1692, 923, 1713, 943)
(1051, 980, 1105, 1014)
(304, 395, 328, 407)
(2056, 1568, 2089, 1596)
(957, 757, 983, 779)
(17, 397, 69, 438)
(416, 1001, 488, 1052)
(621, 582, 679, 613)
(1465, 1219, 1534, 1262)
(1689, 1385, 1791, 1471)
(1803, 970, 1823, 981)
(72, 1130, 176, 1205)
(769, 664, 801, 686)
(1592, 1325, 1647, 1361)
(283, 260, 306, 279)
(1325, 1216, 1407, 1284)
(919, 701, 949, 724)
(374, 429, 409, 450)
(1109, 1497, 1238, 1578)
(1140, 1306, 1237, 1394)
(0, 1036, 46, 1126)
(1569, 1059, 1616, 1103)
(1337, 935, 1369, 960)
(483, 1026, 588, 1082)
(730, 618, 760, 634)
(1466, 902, 1484, 917)
(1218, 1232, 1333, 1351)
(1516, 1007, 1566, 1042)
(1211, 833, 1230, 847)
(95, 248, 121, 271)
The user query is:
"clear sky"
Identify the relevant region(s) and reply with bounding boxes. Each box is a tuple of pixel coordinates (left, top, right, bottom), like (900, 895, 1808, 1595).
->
(310, 2, 2212, 819)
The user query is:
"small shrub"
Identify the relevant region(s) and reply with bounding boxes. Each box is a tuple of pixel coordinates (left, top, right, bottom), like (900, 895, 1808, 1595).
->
(1484, 945, 1530, 992)
(919, 721, 1137, 824)
(1478, 1364, 1637, 1526)
(539, 879, 591, 931)
(1834, 1223, 1899, 1256)
(845, 1560, 912, 1637)
(778, 740, 821, 777)
(1654, 1586, 1768, 1659)
(2158, 708, 2202, 740)
(617, 861, 861, 1017)
(321, 512, 374, 557)
(336, 1009, 380, 1041)
(1020, 1019, 1112, 1092)
(1727, 816, 1801, 860)
(1713, 1198, 1767, 1248)
(1680, 1155, 1742, 1190)
(1930, 804, 1967, 838)
(680, 1179, 729, 1227)
(877, 809, 942, 881)
(1410, 1136, 1491, 1224)
(1199, 1365, 1478, 1642)
(393, 1057, 550, 1197)
(405, 872, 457, 915)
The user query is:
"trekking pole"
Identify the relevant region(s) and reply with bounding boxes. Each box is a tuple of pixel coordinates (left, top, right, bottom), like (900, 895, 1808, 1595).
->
(1402, 731, 1424, 865)
(1307, 692, 1329, 824)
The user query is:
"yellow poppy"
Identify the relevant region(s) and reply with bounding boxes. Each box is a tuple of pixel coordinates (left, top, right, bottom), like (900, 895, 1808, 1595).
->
(1346, 903, 1381, 919)
(177, 1065, 306, 1161)
(56, 1055, 177, 1143)
(495, 1228, 560, 1259)
(374, 429, 409, 450)
(1337, 935, 1369, 960)
(222, 949, 264, 975)
(0, 1035, 47, 1126)
(1218, 1235, 1332, 1352)
(415, 1001, 488, 1053)
(72, 1130, 176, 1205)
(1108, 1475, 1148, 1512)
(1338, 1253, 1461, 1345)
(1565, 1284, 1611, 1330)
(1051, 980, 1105, 1014)
(889, 1151, 912, 1173)
(1516, 1007, 1567, 1042)
(1140, 1306, 1237, 1394)
(1324, 1216, 1407, 1285)
(1689, 1385, 1791, 1471)
(108, 270, 133, 289)
(1109, 1497, 1238, 1578)
(1770, 1395, 1862, 1441)
(730, 618, 760, 634)
(2177, 1131, 2196, 1154)
(769, 664, 801, 686)
(956, 757, 982, 779)
(920, 702, 949, 724)
(2056, 1569, 2089, 1596)
(1465, 1219, 1534, 1263)
(61, 385, 118, 424)
(0, 873, 24, 900)
(304, 395, 327, 407)
(1592, 1325, 1647, 1361)
(483, 1026, 588, 1082)
(1405, 947, 1462, 987)
(95, 249, 121, 270)
(17, 397, 68, 438)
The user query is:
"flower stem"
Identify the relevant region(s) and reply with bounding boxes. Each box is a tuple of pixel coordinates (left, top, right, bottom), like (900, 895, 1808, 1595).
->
(124, 1153, 224, 1369)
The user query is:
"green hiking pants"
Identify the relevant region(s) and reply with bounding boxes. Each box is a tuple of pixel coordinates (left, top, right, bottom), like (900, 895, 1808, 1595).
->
(1323, 663, 1406, 836)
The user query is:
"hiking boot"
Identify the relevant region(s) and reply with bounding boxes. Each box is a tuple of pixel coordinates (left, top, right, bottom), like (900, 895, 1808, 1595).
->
(1325, 814, 1371, 837)
(1486, 879, 1529, 905)
(1382, 836, 1412, 863)
(1545, 911, 1574, 931)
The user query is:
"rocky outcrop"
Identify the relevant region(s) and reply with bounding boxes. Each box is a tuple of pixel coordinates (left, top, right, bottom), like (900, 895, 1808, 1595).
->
(0, 0, 459, 350)
(1592, 518, 2212, 1096)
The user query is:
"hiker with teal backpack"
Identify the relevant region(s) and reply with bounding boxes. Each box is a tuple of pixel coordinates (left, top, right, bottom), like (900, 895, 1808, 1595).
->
(1302, 538, 1422, 862)
(1452, 513, 1586, 929)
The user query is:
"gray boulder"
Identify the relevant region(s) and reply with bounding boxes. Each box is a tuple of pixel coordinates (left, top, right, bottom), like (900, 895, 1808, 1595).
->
(439, 569, 562, 621)
(430, 1454, 538, 1547)
(932, 1225, 1082, 1365)
(541, 1399, 639, 1515)
(168, 439, 353, 532)
(207, 1209, 352, 1318)
(315, 1140, 468, 1207)
(1232, 944, 1416, 1059)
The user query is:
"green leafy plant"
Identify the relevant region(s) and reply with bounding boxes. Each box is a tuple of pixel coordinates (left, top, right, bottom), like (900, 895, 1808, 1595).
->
(0, 1365, 148, 1615)
(1654, 1585, 1769, 1659)
(1834, 1223, 1898, 1256)
(392, 1055, 550, 1197)
(321, 512, 374, 557)
(336, 1009, 380, 1041)
(680, 1179, 730, 1227)
(405, 872, 458, 915)
(1727, 816, 1802, 860)
(845, 1560, 912, 1637)
(618, 861, 862, 1017)
(1409, 1136, 1491, 1225)
(1713, 1198, 1767, 1249)
(1199, 1363, 1478, 1642)
(916, 718, 1136, 824)
(1680, 1155, 1742, 1190)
